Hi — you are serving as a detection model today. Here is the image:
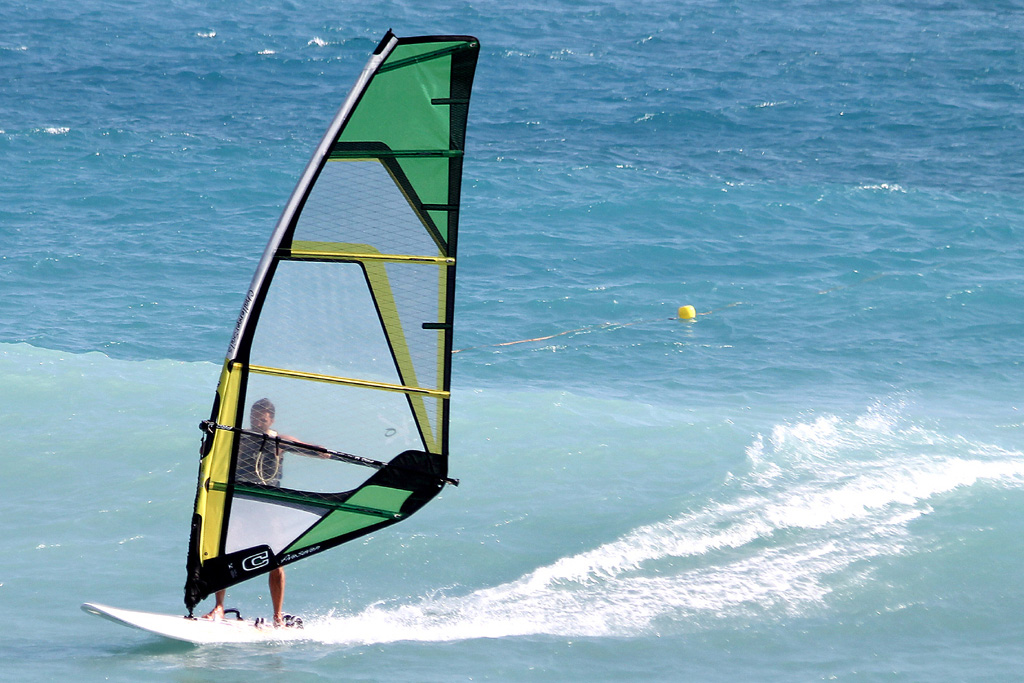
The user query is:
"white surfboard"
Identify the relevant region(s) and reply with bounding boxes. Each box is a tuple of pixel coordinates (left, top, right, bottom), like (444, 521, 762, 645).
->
(81, 602, 307, 645)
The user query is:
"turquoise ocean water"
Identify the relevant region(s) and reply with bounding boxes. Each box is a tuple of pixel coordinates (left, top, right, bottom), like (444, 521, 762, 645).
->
(3, 1, 1024, 680)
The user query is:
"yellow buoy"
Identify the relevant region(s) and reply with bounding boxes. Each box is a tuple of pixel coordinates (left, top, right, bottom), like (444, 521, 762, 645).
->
(677, 305, 696, 320)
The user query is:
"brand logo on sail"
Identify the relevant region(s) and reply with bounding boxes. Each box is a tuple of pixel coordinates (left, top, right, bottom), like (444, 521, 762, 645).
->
(229, 289, 256, 350)
(242, 549, 270, 572)
(281, 546, 321, 564)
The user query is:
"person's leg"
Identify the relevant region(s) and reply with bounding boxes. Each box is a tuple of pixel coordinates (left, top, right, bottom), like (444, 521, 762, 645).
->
(269, 567, 285, 626)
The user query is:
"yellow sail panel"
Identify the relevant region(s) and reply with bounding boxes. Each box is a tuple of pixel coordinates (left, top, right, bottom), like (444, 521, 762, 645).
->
(187, 360, 243, 580)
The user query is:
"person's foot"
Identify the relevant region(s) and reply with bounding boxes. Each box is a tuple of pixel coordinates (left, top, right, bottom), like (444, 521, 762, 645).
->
(202, 605, 224, 621)
(274, 614, 301, 630)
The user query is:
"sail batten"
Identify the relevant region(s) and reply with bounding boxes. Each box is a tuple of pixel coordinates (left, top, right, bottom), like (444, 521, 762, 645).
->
(219, 485, 405, 520)
(377, 41, 476, 73)
(184, 31, 478, 614)
(283, 248, 455, 265)
(329, 148, 464, 159)
(247, 363, 451, 397)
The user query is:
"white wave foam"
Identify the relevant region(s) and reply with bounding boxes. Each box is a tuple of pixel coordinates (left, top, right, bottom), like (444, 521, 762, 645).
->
(299, 405, 1024, 645)
(856, 182, 905, 192)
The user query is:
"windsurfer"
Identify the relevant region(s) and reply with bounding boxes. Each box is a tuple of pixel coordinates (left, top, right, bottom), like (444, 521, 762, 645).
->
(203, 398, 300, 627)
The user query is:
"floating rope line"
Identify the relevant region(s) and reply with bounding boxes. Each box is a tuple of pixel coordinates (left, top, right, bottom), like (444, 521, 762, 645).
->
(451, 297, 766, 353)
(452, 317, 676, 354)
(453, 269, 907, 354)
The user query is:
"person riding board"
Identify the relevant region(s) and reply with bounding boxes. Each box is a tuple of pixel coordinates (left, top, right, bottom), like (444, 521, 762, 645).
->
(202, 398, 317, 628)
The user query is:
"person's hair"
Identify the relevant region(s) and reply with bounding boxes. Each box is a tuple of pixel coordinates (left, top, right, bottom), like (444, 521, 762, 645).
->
(251, 398, 275, 417)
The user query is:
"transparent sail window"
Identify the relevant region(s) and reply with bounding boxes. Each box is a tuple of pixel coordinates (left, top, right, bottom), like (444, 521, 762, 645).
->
(294, 160, 442, 256)
(239, 374, 425, 494)
(249, 261, 401, 385)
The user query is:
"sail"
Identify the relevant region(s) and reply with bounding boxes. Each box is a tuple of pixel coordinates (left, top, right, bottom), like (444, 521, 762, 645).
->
(184, 31, 479, 613)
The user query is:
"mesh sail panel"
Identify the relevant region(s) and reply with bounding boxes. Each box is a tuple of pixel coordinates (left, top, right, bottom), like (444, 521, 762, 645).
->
(249, 261, 401, 382)
(293, 161, 442, 255)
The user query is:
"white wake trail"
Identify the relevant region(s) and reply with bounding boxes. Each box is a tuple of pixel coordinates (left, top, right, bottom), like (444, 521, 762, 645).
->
(301, 406, 1024, 644)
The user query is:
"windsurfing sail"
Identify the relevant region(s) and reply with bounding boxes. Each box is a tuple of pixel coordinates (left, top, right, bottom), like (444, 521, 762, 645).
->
(184, 31, 479, 614)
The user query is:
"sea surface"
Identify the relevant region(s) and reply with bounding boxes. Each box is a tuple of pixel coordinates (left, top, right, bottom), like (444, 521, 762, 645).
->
(3, 1, 1024, 680)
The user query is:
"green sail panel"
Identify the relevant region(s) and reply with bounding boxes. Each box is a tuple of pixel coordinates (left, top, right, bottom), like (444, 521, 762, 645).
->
(336, 39, 474, 246)
(183, 32, 478, 614)
(284, 486, 415, 552)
